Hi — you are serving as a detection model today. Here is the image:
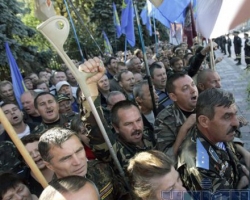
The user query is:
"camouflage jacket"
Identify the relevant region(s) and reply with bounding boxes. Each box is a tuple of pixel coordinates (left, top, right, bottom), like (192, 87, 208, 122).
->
(87, 160, 131, 200)
(32, 115, 70, 135)
(83, 96, 155, 172)
(154, 104, 187, 160)
(177, 126, 243, 193)
(52, 160, 131, 200)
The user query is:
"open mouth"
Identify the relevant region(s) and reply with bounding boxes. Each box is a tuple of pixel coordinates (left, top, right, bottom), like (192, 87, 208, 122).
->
(191, 96, 197, 101)
(35, 158, 44, 165)
(46, 110, 54, 115)
(12, 116, 18, 120)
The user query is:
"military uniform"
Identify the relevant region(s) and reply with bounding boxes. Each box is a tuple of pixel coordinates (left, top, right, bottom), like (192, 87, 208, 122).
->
(154, 103, 188, 160)
(52, 159, 130, 200)
(32, 115, 70, 135)
(227, 36, 232, 57)
(233, 34, 242, 64)
(87, 160, 130, 200)
(244, 36, 250, 67)
(83, 96, 155, 172)
(178, 127, 244, 194)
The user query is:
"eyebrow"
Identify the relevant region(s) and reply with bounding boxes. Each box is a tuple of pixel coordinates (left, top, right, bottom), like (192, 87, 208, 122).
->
(59, 146, 84, 162)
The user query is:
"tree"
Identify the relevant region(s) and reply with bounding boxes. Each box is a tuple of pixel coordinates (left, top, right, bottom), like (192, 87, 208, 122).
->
(0, 0, 55, 78)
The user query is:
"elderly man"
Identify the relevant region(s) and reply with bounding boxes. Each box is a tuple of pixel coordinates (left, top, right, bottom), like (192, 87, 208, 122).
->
(21, 91, 42, 124)
(133, 80, 159, 131)
(56, 81, 79, 112)
(38, 127, 130, 199)
(178, 88, 249, 195)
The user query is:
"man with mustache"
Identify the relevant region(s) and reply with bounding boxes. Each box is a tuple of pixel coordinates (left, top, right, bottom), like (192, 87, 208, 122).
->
(178, 88, 249, 194)
(78, 58, 155, 171)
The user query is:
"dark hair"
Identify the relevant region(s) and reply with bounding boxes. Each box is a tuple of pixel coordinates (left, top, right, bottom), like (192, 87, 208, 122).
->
(166, 72, 186, 93)
(149, 62, 163, 78)
(106, 57, 116, 66)
(196, 88, 235, 121)
(34, 92, 57, 109)
(0, 172, 25, 198)
(21, 134, 41, 146)
(170, 56, 182, 67)
(38, 127, 77, 162)
(111, 100, 138, 127)
(0, 102, 19, 109)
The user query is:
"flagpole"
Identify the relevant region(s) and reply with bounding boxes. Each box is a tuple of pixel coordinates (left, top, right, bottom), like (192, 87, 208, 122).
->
(124, 37, 127, 62)
(63, 0, 84, 61)
(152, 12, 158, 56)
(132, 0, 157, 115)
(66, 0, 104, 56)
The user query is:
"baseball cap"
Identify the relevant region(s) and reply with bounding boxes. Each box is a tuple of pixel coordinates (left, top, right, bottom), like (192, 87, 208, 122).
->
(56, 81, 70, 92)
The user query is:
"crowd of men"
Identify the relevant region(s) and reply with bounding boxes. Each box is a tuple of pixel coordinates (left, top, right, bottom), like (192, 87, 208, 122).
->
(0, 32, 250, 200)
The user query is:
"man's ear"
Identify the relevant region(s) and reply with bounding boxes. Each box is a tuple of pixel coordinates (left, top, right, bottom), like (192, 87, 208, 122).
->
(197, 83, 204, 92)
(43, 160, 55, 172)
(197, 115, 210, 128)
(112, 123, 119, 134)
(119, 81, 123, 88)
(169, 92, 177, 102)
(135, 96, 142, 106)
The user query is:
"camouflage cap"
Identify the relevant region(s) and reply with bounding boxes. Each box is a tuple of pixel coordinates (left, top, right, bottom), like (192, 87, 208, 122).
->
(57, 94, 71, 103)
(0, 141, 21, 173)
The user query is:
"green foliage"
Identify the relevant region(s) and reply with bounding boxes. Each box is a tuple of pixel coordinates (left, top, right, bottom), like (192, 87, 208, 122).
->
(0, 0, 171, 80)
(0, 0, 54, 79)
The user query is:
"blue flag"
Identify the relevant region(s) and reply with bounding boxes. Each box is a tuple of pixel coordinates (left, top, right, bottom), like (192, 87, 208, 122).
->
(140, 4, 152, 36)
(5, 42, 26, 109)
(102, 31, 113, 55)
(147, 0, 170, 28)
(153, 0, 191, 23)
(113, 2, 122, 38)
(121, 0, 135, 47)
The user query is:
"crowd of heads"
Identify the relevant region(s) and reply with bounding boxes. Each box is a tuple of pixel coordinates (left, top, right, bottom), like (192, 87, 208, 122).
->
(0, 37, 245, 200)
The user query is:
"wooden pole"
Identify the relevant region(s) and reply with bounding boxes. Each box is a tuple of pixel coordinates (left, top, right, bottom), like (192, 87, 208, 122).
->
(0, 108, 48, 188)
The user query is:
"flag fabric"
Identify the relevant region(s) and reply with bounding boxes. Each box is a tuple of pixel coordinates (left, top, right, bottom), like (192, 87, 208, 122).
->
(183, 3, 197, 47)
(146, 0, 170, 28)
(150, 0, 191, 23)
(192, 0, 197, 18)
(113, 2, 122, 38)
(140, 4, 152, 36)
(102, 31, 113, 55)
(121, 0, 135, 47)
(5, 42, 26, 109)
